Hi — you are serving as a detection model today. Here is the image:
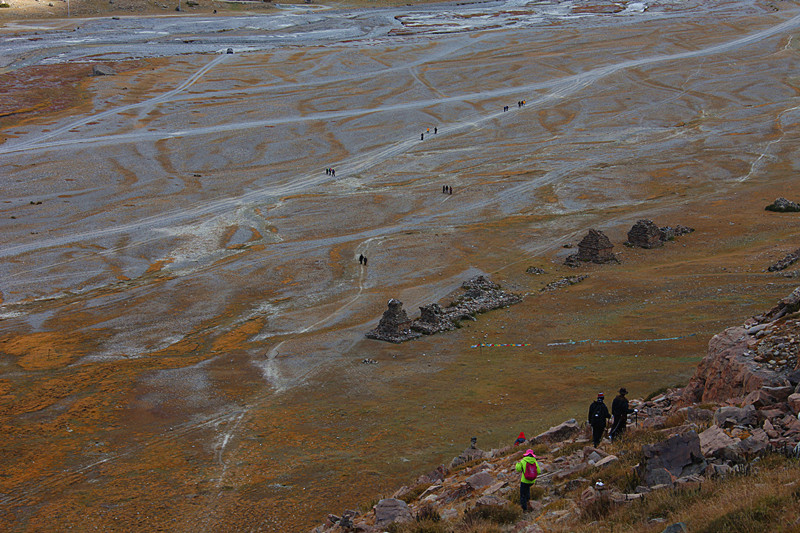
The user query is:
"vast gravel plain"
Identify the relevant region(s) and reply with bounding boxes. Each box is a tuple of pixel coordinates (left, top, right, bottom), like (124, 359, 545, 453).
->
(3, 0, 800, 530)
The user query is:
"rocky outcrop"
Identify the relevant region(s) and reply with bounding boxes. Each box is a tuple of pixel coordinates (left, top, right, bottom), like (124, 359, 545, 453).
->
(767, 248, 800, 272)
(366, 276, 522, 343)
(365, 298, 421, 343)
(758, 286, 800, 322)
(681, 326, 783, 404)
(680, 304, 799, 404)
(565, 229, 618, 266)
(626, 219, 664, 248)
(765, 197, 800, 212)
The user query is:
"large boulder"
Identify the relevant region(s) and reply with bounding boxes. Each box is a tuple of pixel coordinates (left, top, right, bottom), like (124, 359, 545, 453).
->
(374, 498, 412, 527)
(638, 432, 706, 487)
(529, 419, 580, 445)
(92, 64, 116, 76)
(788, 393, 800, 415)
(698, 425, 737, 457)
(714, 405, 757, 427)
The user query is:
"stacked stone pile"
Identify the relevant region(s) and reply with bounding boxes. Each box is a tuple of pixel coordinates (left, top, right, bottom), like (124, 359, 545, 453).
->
(565, 229, 618, 266)
(626, 219, 664, 248)
(366, 276, 522, 342)
(626, 219, 695, 248)
(365, 298, 421, 343)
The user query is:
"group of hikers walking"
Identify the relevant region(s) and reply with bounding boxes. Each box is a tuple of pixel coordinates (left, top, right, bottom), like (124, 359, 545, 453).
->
(588, 387, 636, 446)
(513, 387, 636, 512)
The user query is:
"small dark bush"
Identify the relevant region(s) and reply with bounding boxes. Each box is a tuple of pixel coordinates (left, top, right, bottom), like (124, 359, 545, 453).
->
(463, 503, 521, 524)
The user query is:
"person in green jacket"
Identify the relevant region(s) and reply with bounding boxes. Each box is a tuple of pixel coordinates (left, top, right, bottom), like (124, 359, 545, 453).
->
(514, 449, 541, 512)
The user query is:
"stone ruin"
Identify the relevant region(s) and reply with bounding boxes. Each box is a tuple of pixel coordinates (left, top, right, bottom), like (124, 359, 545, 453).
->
(365, 298, 421, 343)
(626, 219, 695, 249)
(767, 247, 800, 272)
(365, 276, 522, 343)
(765, 197, 800, 212)
(626, 219, 664, 248)
(565, 229, 618, 266)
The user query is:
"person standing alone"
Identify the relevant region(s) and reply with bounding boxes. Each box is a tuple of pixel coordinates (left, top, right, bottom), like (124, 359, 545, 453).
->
(588, 392, 611, 447)
(514, 449, 541, 512)
(610, 387, 635, 441)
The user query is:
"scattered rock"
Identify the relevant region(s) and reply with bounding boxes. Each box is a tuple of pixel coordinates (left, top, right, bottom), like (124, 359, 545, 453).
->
(540, 275, 588, 292)
(91, 64, 115, 76)
(659, 224, 694, 240)
(765, 197, 800, 212)
(526, 266, 546, 275)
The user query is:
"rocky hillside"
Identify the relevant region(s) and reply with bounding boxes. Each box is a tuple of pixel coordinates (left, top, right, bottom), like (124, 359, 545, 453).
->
(314, 289, 800, 532)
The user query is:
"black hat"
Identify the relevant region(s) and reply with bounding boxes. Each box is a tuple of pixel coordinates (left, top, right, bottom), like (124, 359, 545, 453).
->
(619, 387, 628, 395)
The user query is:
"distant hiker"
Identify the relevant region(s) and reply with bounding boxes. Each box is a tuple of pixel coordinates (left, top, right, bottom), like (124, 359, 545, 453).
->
(363, 256, 368, 266)
(442, 185, 447, 193)
(448, 186, 452, 195)
(358, 254, 364, 264)
(421, 133, 424, 140)
(326, 168, 330, 175)
(588, 392, 611, 447)
(514, 431, 526, 445)
(514, 449, 541, 512)
(331, 168, 335, 177)
(609, 387, 635, 441)
(504, 105, 509, 112)
(434, 127, 437, 134)
(427, 128, 430, 133)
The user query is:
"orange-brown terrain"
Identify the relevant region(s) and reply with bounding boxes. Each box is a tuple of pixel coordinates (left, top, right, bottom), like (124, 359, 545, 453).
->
(2, 0, 800, 531)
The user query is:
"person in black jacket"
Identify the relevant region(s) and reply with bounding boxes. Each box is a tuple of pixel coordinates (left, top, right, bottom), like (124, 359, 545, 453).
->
(609, 387, 635, 441)
(588, 393, 611, 447)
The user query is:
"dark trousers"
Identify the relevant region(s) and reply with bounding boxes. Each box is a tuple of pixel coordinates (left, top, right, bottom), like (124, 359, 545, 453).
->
(520, 481, 532, 511)
(591, 423, 605, 447)
(610, 416, 626, 441)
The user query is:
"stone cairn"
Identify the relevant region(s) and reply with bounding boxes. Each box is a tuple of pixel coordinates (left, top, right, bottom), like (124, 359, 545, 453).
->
(626, 219, 695, 248)
(626, 219, 664, 248)
(765, 197, 800, 212)
(366, 276, 522, 343)
(365, 298, 421, 343)
(565, 229, 618, 267)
